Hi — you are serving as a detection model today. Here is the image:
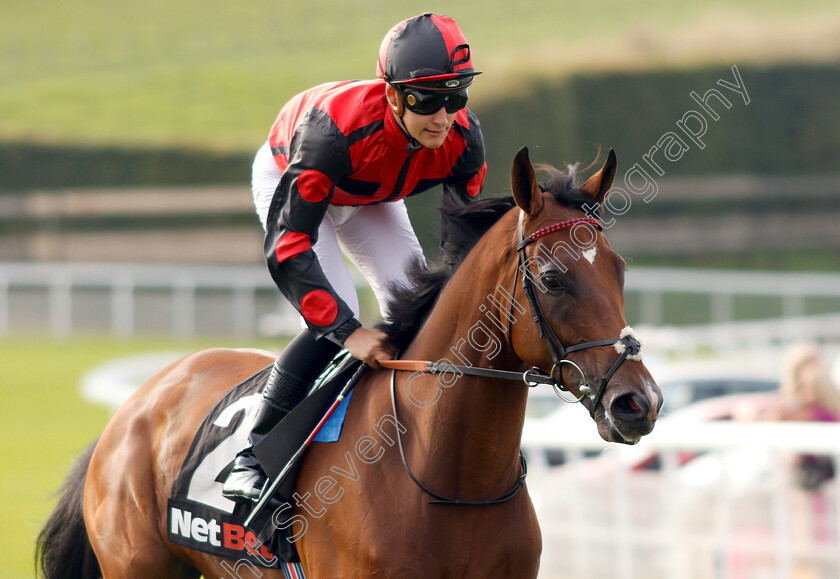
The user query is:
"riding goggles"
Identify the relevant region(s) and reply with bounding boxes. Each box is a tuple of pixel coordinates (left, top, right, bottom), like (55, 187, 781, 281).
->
(395, 85, 469, 115)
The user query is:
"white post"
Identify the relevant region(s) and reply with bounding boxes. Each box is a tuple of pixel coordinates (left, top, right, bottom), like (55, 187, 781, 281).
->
(640, 290, 663, 326)
(660, 449, 688, 579)
(568, 448, 589, 579)
(173, 276, 195, 339)
(718, 452, 734, 579)
(111, 274, 135, 340)
(782, 293, 805, 339)
(772, 450, 793, 578)
(233, 281, 256, 338)
(0, 276, 8, 336)
(49, 275, 72, 339)
(612, 451, 633, 579)
(711, 292, 734, 324)
(782, 293, 805, 318)
(711, 292, 735, 354)
(835, 452, 840, 578)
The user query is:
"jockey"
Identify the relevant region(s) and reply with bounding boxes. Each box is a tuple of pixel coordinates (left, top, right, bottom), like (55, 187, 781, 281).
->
(223, 13, 487, 502)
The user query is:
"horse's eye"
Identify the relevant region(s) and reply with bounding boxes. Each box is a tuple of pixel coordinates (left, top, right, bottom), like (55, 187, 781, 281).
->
(541, 274, 564, 291)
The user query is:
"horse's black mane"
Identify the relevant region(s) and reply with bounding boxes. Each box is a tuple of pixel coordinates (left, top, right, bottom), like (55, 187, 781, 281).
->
(378, 165, 594, 349)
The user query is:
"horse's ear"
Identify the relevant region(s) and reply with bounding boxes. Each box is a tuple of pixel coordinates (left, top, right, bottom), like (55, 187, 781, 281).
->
(511, 146, 544, 216)
(579, 148, 617, 206)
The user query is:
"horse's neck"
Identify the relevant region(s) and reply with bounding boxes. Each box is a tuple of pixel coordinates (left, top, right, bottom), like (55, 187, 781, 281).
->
(403, 228, 523, 389)
(396, 242, 528, 494)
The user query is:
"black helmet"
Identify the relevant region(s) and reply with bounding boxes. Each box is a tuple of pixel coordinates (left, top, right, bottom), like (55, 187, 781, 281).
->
(376, 13, 481, 90)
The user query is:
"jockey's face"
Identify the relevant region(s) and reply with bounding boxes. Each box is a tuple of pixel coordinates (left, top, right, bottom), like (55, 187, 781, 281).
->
(386, 85, 456, 149)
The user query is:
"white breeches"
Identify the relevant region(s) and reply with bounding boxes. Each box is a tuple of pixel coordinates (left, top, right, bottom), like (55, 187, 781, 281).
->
(252, 141, 425, 320)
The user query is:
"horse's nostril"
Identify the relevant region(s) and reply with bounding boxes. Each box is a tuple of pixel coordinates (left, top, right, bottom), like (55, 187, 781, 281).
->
(611, 393, 648, 419)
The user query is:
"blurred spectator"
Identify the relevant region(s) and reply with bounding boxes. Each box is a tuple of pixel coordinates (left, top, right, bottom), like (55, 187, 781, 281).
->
(774, 342, 840, 424)
(735, 342, 840, 426)
(762, 342, 839, 490)
(728, 343, 839, 577)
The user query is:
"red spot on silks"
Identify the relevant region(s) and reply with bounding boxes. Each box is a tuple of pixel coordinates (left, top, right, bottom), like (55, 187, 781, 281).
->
(467, 163, 486, 197)
(275, 231, 311, 262)
(296, 169, 332, 203)
(300, 290, 338, 327)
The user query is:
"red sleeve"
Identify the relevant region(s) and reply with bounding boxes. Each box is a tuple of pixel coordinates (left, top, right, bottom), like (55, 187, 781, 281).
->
(443, 108, 486, 203)
(264, 108, 357, 339)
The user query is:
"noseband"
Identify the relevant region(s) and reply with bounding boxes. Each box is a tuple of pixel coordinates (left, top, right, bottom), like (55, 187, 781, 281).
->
(512, 212, 642, 418)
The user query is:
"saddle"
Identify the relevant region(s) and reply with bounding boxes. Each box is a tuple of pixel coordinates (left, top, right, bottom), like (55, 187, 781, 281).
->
(167, 350, 363, 567)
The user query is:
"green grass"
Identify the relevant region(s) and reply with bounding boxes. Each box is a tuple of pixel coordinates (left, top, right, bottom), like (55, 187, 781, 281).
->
(0, 336, 280, 579)
(1, 0, 838, 150)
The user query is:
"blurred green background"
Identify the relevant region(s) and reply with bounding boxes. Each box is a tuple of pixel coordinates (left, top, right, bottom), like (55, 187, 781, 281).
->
(3, 1, 840, 576)
(3, 0, 835, 150)
(3, 0, 839, 266)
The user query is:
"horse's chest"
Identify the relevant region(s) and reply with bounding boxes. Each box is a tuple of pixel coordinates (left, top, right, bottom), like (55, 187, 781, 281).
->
(306, 500, 541, 578)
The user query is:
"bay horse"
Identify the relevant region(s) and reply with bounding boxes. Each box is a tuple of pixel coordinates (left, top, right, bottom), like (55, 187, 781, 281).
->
(38, 147, 661, 578)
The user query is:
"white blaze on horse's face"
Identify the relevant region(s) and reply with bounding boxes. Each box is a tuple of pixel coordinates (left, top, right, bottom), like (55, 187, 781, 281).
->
(582, 247, 597, 264)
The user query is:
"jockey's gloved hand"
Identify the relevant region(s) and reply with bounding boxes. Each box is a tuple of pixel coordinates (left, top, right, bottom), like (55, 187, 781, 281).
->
(343, 327, 394, 368)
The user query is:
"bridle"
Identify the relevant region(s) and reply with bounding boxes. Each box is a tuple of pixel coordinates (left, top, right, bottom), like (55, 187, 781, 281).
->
(384, 209, 643, 506)
(511, 211, 643, 418)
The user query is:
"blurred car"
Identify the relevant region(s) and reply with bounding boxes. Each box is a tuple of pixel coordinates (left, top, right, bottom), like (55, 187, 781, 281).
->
(523, 355, 780, 466)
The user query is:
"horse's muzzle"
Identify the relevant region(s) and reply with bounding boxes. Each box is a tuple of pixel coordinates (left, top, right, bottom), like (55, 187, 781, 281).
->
(596, 379, 661, 445)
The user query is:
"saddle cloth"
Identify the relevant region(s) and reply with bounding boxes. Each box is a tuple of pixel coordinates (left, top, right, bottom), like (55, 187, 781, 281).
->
(166, 352, 360, 568)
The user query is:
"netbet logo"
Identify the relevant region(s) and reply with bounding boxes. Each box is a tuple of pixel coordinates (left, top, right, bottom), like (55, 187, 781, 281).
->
(170, 507, 275, 561)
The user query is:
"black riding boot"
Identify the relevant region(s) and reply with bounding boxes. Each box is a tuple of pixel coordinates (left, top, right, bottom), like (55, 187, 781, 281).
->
(222, 330, 340, 502)
(221, 363, 310, 502)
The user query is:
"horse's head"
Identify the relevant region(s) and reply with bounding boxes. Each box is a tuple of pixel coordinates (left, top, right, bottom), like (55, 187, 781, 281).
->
(509, 147, 662, 444)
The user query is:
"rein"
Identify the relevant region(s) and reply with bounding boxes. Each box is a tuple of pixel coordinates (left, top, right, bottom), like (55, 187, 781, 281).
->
(388, 367, 528, 506)
(379, 359, 556, 386)
(380, 210, 643, 506)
